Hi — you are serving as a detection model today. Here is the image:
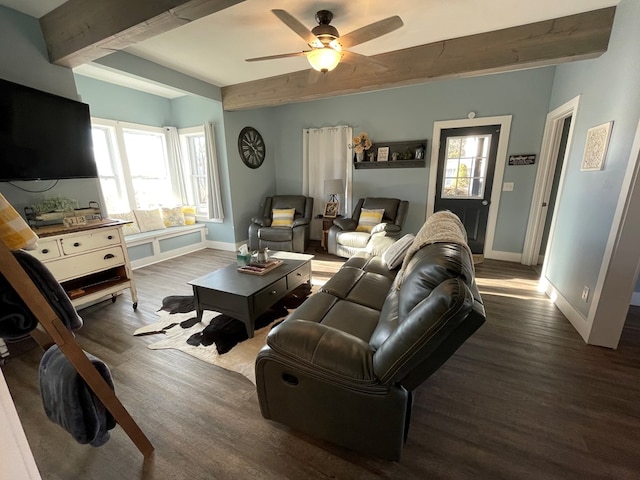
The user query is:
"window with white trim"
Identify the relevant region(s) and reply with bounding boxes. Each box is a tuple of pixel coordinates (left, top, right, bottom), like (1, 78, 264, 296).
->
(179, 126, 209, 217)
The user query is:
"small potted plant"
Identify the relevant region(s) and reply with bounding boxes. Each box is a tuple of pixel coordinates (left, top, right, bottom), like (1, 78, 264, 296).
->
(32, 195, 79, 214)
(350, 132, 373, 161)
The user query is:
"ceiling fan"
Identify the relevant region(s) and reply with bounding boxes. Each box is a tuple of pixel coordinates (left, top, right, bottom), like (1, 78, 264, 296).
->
(246, 9, 404, 73)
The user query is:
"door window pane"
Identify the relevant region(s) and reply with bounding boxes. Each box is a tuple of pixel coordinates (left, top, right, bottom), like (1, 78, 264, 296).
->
(442, 134, 491, 199)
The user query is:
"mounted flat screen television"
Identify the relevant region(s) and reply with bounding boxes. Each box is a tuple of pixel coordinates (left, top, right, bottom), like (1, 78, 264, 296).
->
(0, 78, 97, 182)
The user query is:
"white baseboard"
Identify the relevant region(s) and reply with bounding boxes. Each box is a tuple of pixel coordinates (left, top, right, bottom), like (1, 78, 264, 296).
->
(131, 243, 206, 269)
(541, 277, 590, 343)
(631, 291, 640, 306)
(205, 240, 239, 251)
(485, 250, 522, 263)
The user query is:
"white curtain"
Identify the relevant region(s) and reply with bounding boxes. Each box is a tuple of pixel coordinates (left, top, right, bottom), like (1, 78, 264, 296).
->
(302, 125, 353, 240)
(164, 126, 188, 205)
(204, 122, 224, 221)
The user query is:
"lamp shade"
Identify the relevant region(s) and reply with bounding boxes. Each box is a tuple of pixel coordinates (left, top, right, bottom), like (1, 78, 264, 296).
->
(307, 47, 342, 73)
(324, 179, 344, 196)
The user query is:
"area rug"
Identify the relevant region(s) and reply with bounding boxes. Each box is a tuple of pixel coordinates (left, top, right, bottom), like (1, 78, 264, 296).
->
(133, 284, 311, 384)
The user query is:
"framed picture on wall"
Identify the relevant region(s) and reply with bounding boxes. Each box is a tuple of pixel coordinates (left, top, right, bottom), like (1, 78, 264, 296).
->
(377, 146, 390, 162)
(323, 202, 338, 218)
(581, 121, 613, 171)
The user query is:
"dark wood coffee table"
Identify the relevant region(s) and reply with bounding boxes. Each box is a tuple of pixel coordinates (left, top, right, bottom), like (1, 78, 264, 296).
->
(188, 252, 313, 338)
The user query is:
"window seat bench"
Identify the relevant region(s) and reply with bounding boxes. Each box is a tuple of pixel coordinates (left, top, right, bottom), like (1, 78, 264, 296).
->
(124, 224, 207, 269)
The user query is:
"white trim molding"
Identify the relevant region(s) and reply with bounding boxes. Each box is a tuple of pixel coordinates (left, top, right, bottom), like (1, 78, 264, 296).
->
(523, 96, 580, 266)
(428, 115, 512, 260)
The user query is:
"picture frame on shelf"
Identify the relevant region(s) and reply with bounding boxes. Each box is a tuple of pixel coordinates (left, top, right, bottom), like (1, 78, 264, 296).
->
(323, 201, 339, 218)
(377, 146, 390, 162)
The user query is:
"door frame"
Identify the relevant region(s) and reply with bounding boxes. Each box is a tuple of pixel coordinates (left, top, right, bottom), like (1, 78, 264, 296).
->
(522, 96, 580, 266)
(428, 115, 512, 259)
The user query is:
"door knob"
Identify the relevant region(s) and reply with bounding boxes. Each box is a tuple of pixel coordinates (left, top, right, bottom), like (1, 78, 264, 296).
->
(482, 200, 489, 206)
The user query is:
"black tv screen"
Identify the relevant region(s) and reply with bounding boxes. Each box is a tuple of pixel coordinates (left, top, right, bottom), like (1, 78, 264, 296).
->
(0, 78, 98, 181)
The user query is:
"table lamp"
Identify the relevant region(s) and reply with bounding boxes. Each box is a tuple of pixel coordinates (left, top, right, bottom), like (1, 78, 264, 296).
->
(324, 179, 344, 204)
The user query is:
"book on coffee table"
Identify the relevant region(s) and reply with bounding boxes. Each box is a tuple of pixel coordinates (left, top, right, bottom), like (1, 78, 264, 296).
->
(237, 259, 283, 275)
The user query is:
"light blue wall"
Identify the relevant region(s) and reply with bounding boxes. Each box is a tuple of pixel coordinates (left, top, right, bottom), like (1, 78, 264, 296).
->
(0, 6, 103, 216)
(546, 0, 640, 314)
(75, 75, 172, 126)
(222, 109, 278, 244)
(271, 67, 556, 245)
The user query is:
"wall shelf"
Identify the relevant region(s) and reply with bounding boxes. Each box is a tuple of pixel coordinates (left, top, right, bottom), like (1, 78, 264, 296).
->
(354, 139, 427, 169)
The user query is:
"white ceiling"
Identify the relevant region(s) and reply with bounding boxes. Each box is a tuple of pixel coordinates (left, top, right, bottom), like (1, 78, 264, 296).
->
(1, 0, 621, 92)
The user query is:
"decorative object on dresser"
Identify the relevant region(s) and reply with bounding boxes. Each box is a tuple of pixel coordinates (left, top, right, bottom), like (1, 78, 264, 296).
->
(28, 219, 138, 310)
(24, 200, 102, 228)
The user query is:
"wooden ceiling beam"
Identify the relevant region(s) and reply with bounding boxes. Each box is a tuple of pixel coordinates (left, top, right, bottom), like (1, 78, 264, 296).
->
(221, 7, 615, 111)
(39, 0, 245, 68)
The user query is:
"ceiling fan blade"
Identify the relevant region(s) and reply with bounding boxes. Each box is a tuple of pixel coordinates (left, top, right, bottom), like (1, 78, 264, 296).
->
(341, 50, 389, 71)
(338, 15, 404, 49)
(272, 9, 322, 48)
(246, 51, 309, 62)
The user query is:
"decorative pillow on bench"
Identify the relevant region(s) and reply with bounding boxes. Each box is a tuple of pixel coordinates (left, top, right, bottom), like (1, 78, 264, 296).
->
(133, 208, 167, 233)
(108, 212, 141, 236)
(162, 207, 186, 227)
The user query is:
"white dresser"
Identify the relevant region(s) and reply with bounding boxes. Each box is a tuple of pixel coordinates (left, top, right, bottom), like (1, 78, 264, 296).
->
(30, 219, 138, 309)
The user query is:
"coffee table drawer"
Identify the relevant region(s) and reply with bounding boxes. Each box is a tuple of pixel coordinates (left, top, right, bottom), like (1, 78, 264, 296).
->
(254, 277, 287, 314)
(287, 262, 311, 290)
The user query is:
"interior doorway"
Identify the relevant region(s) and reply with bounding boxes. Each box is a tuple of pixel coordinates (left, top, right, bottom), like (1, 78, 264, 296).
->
(522, 97, 579, 266)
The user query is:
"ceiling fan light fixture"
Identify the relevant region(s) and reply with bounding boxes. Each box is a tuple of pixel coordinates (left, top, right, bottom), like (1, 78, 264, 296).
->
(307, 47, 341, 73)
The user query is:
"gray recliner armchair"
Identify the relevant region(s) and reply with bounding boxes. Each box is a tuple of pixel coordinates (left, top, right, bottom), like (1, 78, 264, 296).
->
(327, 197, 409, 258)
(248, 195, 314, 253)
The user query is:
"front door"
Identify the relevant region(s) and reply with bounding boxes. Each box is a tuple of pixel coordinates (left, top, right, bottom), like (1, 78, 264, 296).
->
(435, 125, 501, 254)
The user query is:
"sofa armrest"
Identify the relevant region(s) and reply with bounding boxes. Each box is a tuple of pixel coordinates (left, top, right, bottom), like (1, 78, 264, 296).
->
(371, 223, 401, 235)
(291, 217, 310, 228)
(267, 319, 377, 382)
(332, 217, 357, 231)
(251, 216, 271, 227)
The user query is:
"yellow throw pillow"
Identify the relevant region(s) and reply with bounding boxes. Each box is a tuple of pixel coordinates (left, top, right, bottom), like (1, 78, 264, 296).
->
(272, 208, 295, 228)
(182, 205, 196, 225)
(356, 208, 385, 233)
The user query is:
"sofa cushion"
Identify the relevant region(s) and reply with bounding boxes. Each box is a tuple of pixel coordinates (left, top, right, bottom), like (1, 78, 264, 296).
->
(271, 196, 306, 216)
(271, 208, 295, 227)
(258, 227, 293, 242)
(356, 208, 384, 233)
(318, 300, 381, 343)
(336, 231, 371, 248)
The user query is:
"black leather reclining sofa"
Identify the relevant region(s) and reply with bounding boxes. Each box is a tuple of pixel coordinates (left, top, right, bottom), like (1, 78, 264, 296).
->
(255, 213, 485, 460)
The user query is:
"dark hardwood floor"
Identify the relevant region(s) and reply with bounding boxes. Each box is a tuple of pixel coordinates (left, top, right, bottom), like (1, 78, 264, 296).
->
(2, 246, 640, 480)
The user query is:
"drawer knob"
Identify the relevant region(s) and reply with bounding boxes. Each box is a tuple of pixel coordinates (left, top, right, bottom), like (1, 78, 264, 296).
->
(271, 290, 277, 295)
(104, 253, 115, 260)
(107, 235, 113, 240)
(42, 248, 49, 254)
(73, 242, 80, 247)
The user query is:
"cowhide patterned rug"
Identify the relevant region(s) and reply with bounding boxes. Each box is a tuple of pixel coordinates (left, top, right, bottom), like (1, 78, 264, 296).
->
(133, 284, 311, 384)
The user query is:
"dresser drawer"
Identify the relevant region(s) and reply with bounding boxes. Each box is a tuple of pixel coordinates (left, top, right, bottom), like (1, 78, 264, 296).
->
(28, 239, 61, 261)
(287, 262, 311, 290)
(253, 277, 287, 315)
(46, 246, 126, 281)
(60, 228, 121, 255)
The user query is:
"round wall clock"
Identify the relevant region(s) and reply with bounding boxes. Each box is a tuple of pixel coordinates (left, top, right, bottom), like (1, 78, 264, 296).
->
(238, 126, 266, 169)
